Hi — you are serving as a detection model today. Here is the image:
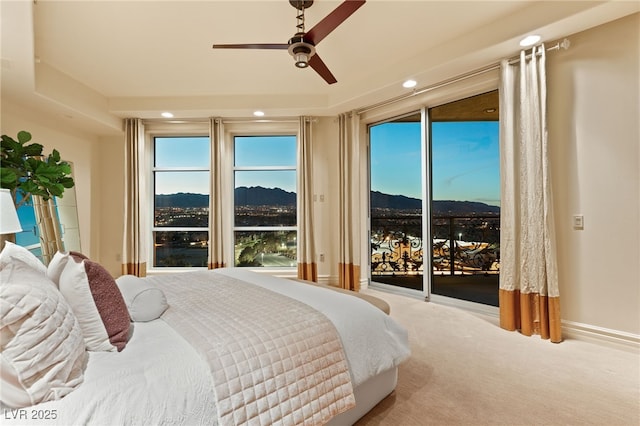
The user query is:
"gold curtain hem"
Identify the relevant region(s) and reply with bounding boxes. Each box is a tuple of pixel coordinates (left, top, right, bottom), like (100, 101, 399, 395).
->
(298, 262, 318, 282)
(122, 262, 147, 277)
(338, 263, 360, 292)
(499, 289, 562, 343)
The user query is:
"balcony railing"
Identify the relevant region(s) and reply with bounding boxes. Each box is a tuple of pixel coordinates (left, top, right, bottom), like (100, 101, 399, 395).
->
(371, 214, 500, 277)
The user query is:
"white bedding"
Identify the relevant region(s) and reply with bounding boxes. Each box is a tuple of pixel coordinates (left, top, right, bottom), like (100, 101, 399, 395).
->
(3, 320, 218, 425)
(214, 268, 410, 387)
(4, 268, 410, 425)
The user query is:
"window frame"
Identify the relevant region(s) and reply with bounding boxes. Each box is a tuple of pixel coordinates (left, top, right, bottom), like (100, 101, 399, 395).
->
(145, 119, 300, 273)
(147, 124, 211, 271)
(229, 130, 299, 270)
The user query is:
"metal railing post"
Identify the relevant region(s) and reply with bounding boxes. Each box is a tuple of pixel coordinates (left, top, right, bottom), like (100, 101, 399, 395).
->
(449, 216, 455, 276)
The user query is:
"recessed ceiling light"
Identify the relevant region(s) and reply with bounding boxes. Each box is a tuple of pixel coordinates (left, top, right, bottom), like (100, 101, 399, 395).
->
(520, 35, 541, 47)
(402, 79, 417, 88)
(161, 112, 174, 118)
(253, 111, 265, 117)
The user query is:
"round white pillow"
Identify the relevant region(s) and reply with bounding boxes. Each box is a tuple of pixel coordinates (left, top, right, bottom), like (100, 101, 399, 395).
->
(115, 275, 169, 322)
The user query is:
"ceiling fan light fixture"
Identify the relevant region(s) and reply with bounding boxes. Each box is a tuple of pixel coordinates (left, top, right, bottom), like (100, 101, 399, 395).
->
(288, 39, 315, 69)
(294, 53, 310, 68)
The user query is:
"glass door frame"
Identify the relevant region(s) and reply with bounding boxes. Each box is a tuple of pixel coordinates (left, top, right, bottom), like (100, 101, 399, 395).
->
(367, 107, 431, 301)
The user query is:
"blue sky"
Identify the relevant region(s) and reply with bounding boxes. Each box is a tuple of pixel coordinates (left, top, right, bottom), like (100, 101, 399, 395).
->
(154, 136, 297, 194)
(371, 121, 500, 206)
(154, 126, 500, 207)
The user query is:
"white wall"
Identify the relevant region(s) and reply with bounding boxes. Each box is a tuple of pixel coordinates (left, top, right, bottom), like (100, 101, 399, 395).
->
(95, 135, 125, 276)
(547, 13, 639, 335)
(311, 117, 341, 282)
(1, 103, 101, 260)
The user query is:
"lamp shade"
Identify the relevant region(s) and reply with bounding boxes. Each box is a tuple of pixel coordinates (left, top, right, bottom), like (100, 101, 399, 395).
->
(0, 188, 22, 234)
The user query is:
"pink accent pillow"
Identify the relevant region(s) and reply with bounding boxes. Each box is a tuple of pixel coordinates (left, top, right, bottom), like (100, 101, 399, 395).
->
(59, 254, 130, 352)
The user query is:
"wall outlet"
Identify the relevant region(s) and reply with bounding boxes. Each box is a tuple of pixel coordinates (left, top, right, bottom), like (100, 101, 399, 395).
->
(319, 253, 325, 262)
(573, 214, 584, 230)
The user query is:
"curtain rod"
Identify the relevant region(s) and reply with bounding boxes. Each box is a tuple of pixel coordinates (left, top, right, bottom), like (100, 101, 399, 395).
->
(221, 118, 300, 124)
(355, 38, 570, 116)
(142, 118, 209, 124)
(142, 117, 300, 125)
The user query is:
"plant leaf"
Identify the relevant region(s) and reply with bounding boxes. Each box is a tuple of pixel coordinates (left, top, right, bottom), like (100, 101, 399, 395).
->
(23, 143, 44, 157)
(17, 131, 32, 144)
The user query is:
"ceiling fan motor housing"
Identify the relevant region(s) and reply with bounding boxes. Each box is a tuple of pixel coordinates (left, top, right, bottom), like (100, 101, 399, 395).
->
(288, 33, 316, 68)
(289, 0, 314, 10)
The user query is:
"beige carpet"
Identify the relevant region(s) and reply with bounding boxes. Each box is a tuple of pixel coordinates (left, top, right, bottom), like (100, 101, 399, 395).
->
(355, 289, 640, 426)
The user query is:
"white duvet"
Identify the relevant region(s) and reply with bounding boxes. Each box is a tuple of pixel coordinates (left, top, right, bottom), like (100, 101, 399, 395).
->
(5, 269, 410, 426)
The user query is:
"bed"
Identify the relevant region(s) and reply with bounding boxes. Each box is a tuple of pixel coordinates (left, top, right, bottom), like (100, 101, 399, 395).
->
(0, 244, 410, 425)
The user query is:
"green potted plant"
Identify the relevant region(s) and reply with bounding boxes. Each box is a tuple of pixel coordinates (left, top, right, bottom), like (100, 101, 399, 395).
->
(1, 130, 75, 206)
(1, 131, 75, 255)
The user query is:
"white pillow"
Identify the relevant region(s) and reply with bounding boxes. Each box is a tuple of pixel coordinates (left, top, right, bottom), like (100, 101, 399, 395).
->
(0, 241, 47, 276)
(116, 275, 169, 322)
(47, 251, 88, 287)
(59, 254, 130, 352)
(0, 260, 86, 408)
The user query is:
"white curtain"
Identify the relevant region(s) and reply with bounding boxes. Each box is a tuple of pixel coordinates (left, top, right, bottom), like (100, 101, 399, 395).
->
(337, 112, 361, 291)
(297, 116, 317, 281)
(122, 118, 147, 276)
(208, 118, 226, 269)
(499, 44, 562, 342)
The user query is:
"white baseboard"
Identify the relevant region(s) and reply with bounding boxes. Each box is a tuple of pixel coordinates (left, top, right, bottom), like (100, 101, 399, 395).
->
(561, 320, 640, 352)
(317, 274, 332, 286)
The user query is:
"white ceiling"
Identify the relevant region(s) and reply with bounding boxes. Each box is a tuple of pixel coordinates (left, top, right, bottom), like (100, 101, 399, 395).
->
(2, 0, 638, 135)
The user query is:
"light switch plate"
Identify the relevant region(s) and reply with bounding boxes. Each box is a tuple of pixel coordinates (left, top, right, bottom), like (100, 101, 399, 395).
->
(573, 214, 584, 229)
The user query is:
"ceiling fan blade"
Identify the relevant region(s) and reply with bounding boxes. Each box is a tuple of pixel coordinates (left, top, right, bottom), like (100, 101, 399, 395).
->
(309, 54, 337, 84)
(212, 43, 289, 50)
(305, 0, 366, 45)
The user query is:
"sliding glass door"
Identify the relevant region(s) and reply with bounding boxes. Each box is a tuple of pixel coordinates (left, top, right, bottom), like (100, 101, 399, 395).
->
(429, 91, 500, 306)
(369, 91, 500, 306)
(369, 112, 425, 293)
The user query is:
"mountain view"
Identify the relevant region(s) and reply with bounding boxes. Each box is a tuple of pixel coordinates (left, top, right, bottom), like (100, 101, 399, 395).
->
(370, 190, 499, 214)
(156, 187, 499, 214)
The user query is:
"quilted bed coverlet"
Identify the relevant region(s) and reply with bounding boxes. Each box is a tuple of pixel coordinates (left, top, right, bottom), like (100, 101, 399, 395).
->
(154, 271, 356, 426)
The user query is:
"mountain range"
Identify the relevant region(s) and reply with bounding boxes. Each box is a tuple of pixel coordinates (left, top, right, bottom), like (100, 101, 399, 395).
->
(155, 187, 500, 213)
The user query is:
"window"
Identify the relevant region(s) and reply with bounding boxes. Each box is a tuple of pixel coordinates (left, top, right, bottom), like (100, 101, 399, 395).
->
(233, 135, 297, 267)
(152, 136, 210, 267)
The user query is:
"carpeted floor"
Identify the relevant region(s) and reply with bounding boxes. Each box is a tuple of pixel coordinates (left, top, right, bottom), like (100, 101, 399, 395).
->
(355, 289, 640, 426)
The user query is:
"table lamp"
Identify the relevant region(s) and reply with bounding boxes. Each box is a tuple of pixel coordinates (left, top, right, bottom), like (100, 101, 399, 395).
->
(1, 188, 22, 235)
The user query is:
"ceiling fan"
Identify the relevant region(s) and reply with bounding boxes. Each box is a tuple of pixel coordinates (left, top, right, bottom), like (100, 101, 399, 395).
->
(212, 0, 366, 85)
